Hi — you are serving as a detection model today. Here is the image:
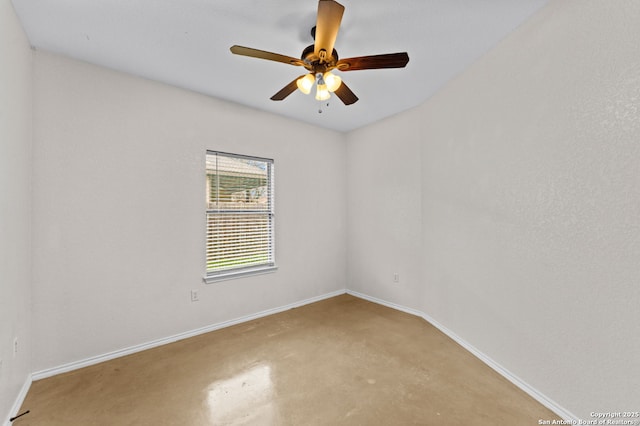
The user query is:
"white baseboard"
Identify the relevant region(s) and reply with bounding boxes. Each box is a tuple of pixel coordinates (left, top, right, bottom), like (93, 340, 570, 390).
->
(32, 289, 346, 381)
(3, 375, 32, 426)
(28, 288, 577, 422)
(346, 289, 579, 423)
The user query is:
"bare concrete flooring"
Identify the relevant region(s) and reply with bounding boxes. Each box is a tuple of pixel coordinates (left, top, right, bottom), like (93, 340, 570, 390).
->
(16, 294, 559, 425)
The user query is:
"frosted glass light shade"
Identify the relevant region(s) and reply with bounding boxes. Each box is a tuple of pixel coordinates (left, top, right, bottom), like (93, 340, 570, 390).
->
(315, 84, 330, 101)
(296, 74, 315, 94)
(324, 72, 342, 92)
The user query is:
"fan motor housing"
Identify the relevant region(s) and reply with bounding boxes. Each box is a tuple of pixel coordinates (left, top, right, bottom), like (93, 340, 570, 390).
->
(301, 44, 339, 71)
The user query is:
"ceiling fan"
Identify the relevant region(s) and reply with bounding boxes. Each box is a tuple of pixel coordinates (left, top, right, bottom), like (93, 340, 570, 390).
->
(230, 0, 409, 107)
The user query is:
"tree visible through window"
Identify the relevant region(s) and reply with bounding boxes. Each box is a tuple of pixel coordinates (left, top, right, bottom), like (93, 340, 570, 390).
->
(205, 151, 275, 280)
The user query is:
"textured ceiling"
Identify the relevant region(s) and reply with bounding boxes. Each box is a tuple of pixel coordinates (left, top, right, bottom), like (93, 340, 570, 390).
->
(12, 0, 549, 132)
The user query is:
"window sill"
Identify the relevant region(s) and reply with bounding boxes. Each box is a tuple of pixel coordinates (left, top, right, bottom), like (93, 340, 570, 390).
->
(203, 265, 278, 284)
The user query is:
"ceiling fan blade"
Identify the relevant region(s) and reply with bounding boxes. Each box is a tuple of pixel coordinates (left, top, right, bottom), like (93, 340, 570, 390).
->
(270, 75, 306, 101)
(334, 81, 358, 105)
(314, 0, 344, 62)
(336, 52, 410, 71)
(230, 45, 304, 67)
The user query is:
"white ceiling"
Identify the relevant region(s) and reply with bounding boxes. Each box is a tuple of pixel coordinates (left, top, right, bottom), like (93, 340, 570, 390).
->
(12, 0, 549, 132)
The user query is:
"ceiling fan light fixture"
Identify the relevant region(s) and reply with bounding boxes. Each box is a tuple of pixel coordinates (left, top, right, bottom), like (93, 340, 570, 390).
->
(315, 84, 331, 101)
(230, 0, 409, 107)
(296, 73, 315, 94)
(315, 73, 331, 100)
(323, 72, 342, 92)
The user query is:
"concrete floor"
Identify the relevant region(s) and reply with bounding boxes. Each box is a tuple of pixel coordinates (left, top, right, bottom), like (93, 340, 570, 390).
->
(16, 294, 560, 425)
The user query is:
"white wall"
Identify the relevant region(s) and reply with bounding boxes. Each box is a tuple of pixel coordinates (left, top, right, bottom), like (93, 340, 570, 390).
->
(346, 110, 424, 307)
(0, 0, 32, 421)
(31, 50, 347, 372)
(348, 0, 640, 420)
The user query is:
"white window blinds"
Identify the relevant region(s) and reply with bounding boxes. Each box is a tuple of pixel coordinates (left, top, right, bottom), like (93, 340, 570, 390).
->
(205, 151, 275, 280)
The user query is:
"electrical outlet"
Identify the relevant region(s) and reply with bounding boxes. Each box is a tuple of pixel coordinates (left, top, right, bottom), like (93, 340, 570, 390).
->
(191, 290, 199, 302)
(393, 273, 400, 283)
(13, 338, 18, 358)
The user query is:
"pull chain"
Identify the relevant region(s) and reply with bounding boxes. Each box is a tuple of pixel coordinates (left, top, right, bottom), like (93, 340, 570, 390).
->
(318, 100, 330, 114)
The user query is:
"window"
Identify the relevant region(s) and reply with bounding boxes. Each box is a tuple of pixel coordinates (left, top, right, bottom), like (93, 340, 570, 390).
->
(205, 151, 276, 282)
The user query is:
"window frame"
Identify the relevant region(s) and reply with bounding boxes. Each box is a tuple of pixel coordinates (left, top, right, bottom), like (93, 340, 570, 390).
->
(203, 150, 277, 283)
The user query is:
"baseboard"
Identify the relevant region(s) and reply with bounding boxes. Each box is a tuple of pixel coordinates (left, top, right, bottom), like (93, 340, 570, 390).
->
(32, 289, 346, 381)
(28, 288, 578, 422)
(3, 375, 31, 426)
(346, 289, 579, 423)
